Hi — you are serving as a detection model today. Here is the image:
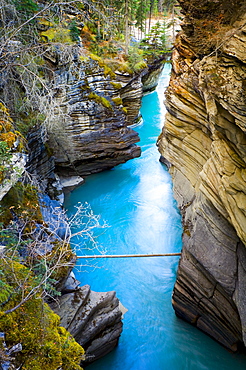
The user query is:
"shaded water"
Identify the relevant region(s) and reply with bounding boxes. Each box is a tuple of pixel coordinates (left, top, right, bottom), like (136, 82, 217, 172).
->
(64, 64, 246, 369)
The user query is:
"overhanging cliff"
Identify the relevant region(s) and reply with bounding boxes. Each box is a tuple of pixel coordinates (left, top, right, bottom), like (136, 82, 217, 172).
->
(44, 46, 143, 177)
(157, 0, 246, 351)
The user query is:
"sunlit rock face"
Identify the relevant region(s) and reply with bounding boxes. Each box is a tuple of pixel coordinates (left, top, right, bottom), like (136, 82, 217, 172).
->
(45, 46, 141, 176)
(142, 57, 166, 93)
(157, 0, 246, 351)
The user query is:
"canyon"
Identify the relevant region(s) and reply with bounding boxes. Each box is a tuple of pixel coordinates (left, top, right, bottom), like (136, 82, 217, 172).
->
(1, 0, 246, 368)
(157, 0, 246, 351)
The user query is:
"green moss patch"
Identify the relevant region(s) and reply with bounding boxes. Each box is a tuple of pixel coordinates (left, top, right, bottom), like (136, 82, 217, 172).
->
(88, 92, 112, 110)
(0, 259, 84, 370)
(110, 82, 122, 89)
(112, 97, 123, 106)
(40, 27, 73, 43)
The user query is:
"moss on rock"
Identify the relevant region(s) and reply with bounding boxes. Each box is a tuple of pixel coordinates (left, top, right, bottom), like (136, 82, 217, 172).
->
(88, 92, 112, 110)
(0, 259, 84, 370)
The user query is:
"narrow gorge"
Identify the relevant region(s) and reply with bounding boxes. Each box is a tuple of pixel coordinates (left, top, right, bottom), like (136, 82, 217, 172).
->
(157, 0, 246, 352)
(1, 0, 246, 369)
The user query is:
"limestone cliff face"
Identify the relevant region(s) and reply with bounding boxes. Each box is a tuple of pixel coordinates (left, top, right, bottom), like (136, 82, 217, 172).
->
(157, 0, 246, 351)
(44, 46, 142, 177)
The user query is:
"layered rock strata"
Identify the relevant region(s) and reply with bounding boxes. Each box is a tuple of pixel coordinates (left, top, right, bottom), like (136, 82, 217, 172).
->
(157, 1, 246, 351)
(26, 125, 56, 191)
(45, 46, 142, 177)
(142, 57, 166, 93)
(50, 281, 123, 366)
(45, 46, 168, 177)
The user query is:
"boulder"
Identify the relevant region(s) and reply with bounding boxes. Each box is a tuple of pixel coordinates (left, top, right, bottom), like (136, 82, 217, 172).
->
(50, 283, 123, 365)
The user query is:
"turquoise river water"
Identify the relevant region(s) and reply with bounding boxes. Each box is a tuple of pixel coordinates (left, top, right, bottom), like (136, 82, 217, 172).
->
(64, 64, 246, 370)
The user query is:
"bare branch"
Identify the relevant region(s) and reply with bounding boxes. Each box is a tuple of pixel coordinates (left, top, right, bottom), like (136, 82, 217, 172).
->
(0, 200, 108, 316)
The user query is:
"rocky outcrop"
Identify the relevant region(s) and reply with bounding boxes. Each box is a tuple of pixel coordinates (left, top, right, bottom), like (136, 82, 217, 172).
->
(0, 333, 22, 370)
(45, 46, 168, 177)
(37, 191, 124, 363)
(1, 112, 124, 364)
(44, 46, 141, 177)
(142, 56, 168, 93)
(50, 281, 123, 366)
(157, 0, 246, 351)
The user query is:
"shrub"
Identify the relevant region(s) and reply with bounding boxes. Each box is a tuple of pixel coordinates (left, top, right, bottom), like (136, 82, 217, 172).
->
(13, 0, 39, 15)
(0, 259, 84, 370)
(69, 20, 81, 42)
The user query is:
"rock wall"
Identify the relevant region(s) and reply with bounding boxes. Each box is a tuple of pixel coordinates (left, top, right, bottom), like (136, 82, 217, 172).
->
(44, 46, 142, 177)
(26, 125, 55, 191)
(157, 0, 246, 351)
(142, 57, 166, 93)
(44, 46, 167, 177)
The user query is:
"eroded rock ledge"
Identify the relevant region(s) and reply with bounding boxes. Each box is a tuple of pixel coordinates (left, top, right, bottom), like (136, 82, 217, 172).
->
(44, 46, 167, 177)
(45, 47, 142, 177)
(50, 280, 123, 366)
(157, 0, 246, 351)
